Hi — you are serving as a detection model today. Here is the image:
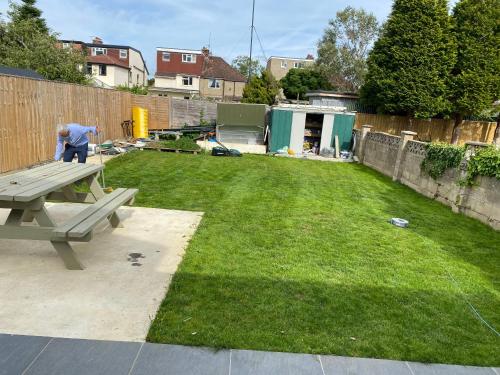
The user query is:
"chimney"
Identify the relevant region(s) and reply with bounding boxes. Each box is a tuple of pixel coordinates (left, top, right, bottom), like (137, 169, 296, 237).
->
(202, 47, 210, 57)
(92, 37, 103, 45)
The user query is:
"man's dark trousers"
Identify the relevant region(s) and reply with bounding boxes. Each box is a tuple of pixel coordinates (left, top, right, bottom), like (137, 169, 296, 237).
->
(63, 143, 88, 163)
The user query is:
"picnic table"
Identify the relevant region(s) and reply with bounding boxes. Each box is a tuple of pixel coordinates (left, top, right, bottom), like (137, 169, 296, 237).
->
(0, 162, 137, 270)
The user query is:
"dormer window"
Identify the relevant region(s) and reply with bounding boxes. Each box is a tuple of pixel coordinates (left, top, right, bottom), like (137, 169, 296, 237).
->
(92, 47, 107, 56)
(182, 54, 196, 63)
(119, 49, 128, 59)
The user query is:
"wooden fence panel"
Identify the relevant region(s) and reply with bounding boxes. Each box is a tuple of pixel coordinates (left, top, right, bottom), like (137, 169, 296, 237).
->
(170, 98, 217, 128)
(0, 75, 132, 173)
(131, 95, 170, 130)
(355, 113, 497, 144)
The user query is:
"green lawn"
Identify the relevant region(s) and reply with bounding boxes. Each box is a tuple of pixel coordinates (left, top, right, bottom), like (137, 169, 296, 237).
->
(105, 151, 500, 366)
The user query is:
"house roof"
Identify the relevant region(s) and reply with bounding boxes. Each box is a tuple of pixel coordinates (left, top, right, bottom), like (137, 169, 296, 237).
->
(305, 90, 359, 99)
(87, 54, 130, 69)
(202, 56, 246, 83)
(59, 40, 149, 74)
(157, 47, 201, 54)
(267, 56, 315, 62)
(0, 66, 44, 80)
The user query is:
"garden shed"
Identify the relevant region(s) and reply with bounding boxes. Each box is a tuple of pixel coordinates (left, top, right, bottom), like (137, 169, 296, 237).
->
(269, 104, 356, 156)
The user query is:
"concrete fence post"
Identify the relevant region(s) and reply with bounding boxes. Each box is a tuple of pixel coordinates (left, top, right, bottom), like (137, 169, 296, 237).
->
(393, 130, 417, 182)
(358, 125, 373, 163)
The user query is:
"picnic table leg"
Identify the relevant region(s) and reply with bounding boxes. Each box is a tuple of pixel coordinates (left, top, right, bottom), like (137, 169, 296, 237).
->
(32, 206, 84, 270)
(21, 210, 35, 223)
(87, 173, 123, 228)
(5, 209, 25, 225)
(50, 241, 84, 270)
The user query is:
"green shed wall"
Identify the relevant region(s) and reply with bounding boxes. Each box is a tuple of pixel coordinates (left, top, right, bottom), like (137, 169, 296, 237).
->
(332, 114, 355, 151)
(217, 103, 267, 127)
(270, 109, 293, 152)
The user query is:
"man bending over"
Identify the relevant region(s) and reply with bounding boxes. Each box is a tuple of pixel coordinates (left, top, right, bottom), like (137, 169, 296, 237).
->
(54, 124, 100, 163)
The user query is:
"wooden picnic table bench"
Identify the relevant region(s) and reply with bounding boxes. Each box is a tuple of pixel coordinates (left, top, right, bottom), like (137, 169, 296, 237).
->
(0, 162, 137, 270)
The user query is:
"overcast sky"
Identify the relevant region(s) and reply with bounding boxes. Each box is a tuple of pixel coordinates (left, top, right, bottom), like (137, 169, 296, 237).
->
(0, 0, 457, 76)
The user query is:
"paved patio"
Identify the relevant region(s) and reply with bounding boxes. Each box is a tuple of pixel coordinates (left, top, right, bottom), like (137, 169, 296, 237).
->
(0, 203, 202, 342)
(0, 333, 497, 375)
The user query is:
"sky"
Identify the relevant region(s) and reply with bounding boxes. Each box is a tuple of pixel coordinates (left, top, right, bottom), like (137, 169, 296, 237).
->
(0, 0, 453, 76)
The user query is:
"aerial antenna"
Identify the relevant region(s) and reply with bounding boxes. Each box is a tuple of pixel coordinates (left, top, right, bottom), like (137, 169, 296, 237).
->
(248, 0, 256, 81)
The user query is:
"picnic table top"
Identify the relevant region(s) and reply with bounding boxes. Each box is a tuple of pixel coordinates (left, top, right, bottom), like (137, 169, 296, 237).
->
(0, 163, 103, 203)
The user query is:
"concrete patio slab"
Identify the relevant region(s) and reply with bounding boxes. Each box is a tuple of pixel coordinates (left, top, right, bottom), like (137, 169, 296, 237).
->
(230, 349, 324, 375)
(0, 334, 51, 375)
(321, 355, 413, 375)
(132, 343, 230, 375)
(25, 337, 141, 375)
(0, 203, 203, 342)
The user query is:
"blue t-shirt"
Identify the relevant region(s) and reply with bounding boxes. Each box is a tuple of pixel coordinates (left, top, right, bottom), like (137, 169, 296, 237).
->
(54, 123, 97, 160)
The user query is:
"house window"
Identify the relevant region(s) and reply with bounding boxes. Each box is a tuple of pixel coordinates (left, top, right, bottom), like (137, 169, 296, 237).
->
(93, 47, 107, 56)
(99, 64, 107, 76)
(119, 49, 128, 59)
(182, 54, 196, 63)
(208, 79, 221, 89)
(86, 63, 92, 75)
(182, 76, 193, 86)
(294, 62, 304, 69)
(137, 74, 140, 84)
(162, 52, 170, 61)
(281, 60, 288, 68)
(62, 42, 70, 49)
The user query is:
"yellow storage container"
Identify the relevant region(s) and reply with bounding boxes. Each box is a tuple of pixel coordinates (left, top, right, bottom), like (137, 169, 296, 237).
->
(132, 107, 149, 139)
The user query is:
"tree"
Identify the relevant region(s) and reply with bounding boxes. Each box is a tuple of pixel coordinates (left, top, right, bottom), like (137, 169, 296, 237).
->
(449, 0, 500, 143)
(360, 0, 455, 119)
(280, 68, 331, 100)
(316, 6, 379, 92)
(0, 2, 87, 84)
(116, 84, 149, 95)
(242, 71, 279, 105)
(7, 0, 47, 33)
(232, 55, 264, 79)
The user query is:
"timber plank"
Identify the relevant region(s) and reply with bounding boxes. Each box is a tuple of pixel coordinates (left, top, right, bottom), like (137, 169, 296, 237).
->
(68, 189, 137, 238)
(13, 165, 102, 202)
(0, 163, 74, 189)
(53, 188, 127, 237)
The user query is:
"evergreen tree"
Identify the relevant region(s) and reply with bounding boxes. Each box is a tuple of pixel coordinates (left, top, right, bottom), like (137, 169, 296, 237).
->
(8, 0, 48, 33)
(360, 0, 455, 118)
(0, 2, 87, 84)
(280, 68, 331, 100)
(242, 71, 279, 105)
(449, 0, 500, 143)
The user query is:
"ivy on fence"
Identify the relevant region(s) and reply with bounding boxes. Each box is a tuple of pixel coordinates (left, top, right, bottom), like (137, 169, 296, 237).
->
(421, 143, 465, 179)
(465, 147, 500, 185)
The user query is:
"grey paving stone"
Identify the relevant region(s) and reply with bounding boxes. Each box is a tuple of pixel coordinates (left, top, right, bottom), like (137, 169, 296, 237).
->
(231, 349, 323, 375)
(130, 343, 229, 375)
(25, 337, 141, 375)
(321, 355, 412, 375)
(408, 362, 496, 375)
(0, 334, 51, 375)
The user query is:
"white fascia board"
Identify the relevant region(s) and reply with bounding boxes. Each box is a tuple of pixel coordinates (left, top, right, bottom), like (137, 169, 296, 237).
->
(157, 47, 201, 54)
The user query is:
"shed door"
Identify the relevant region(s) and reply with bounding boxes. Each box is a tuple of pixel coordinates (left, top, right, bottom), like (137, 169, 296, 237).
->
(270, 110, 293, 152)
(332, 114, 355, 151)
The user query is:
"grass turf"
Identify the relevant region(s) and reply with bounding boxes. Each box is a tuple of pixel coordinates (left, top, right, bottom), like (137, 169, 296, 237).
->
(105, 151, 500, 366)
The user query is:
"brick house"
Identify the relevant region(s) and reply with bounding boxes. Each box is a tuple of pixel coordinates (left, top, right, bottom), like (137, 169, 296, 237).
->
(151, 47, 246, 101)
(266, 55, 315, 81)
(60, 37, 148, 88)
